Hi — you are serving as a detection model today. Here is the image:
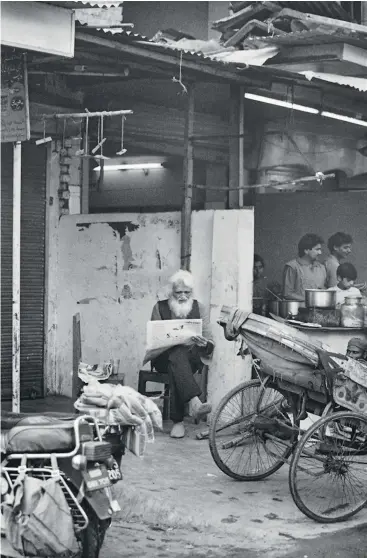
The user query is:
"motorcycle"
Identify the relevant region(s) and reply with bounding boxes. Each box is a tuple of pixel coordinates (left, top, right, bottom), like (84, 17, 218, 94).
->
(1, 413, 122, 558)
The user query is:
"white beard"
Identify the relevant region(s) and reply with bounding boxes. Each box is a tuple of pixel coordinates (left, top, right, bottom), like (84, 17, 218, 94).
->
(168, 297, 194, 319)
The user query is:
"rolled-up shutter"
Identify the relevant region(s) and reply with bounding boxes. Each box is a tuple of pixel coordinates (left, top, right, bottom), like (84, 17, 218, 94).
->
(1, 143, 46, 400)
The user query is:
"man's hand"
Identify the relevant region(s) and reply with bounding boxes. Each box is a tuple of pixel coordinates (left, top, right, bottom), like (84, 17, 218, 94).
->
(191, 335, 209, 348)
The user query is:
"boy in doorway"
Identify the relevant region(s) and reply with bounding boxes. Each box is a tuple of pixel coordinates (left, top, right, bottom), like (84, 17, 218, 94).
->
(327, 262, 361, 307)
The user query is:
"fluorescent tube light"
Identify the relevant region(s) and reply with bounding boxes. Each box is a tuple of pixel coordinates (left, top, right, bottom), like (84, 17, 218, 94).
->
(321, 111, 367, 128)
(244, 93, 319, 115)
(93, 163, 163, 171)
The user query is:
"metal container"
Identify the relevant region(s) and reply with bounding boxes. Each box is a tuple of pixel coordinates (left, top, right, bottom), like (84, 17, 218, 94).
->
(341, 296, 365, 328)
(305, 289, 336, 309)
(279, 301, 302, 318)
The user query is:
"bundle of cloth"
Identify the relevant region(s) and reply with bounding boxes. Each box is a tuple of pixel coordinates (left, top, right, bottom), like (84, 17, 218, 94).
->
(74, 380, 162, 449)
(78, 361, 113, 382)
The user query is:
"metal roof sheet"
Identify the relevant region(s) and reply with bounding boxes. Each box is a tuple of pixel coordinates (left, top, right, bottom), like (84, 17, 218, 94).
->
(142, 39, 279, 67)
(49, 1, 123, 8)
(300, 71, 367, 92)
(74, 28, 367, 103)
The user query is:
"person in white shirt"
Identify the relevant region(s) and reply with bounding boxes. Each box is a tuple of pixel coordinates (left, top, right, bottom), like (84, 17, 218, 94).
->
(327, 262, 361, 306)
(325, 232, 353, 288)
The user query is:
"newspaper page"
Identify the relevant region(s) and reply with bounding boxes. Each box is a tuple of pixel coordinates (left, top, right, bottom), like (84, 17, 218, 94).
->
(143, 319, 202, 364)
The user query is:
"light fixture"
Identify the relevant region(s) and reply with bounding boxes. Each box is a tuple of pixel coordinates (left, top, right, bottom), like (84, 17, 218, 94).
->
(93, 163, 163, 171)
(244, 93, 319, 114)
(244, 92, 367, 128)
(321, 111, 367, 128)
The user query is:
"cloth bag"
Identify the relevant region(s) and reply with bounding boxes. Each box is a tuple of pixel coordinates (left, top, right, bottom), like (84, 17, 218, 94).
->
(3, 474, 79, 557)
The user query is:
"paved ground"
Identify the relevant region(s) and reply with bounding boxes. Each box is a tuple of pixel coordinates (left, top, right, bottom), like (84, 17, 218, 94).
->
(100, 420, 367, 558)
(7, 397, 367, 557)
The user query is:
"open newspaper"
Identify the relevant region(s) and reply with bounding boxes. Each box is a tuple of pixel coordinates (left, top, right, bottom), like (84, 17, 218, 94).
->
(143, 319, 202, 364)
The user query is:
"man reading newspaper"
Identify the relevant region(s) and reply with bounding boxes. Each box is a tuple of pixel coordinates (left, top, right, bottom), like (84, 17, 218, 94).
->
(147, 270, 214, 439)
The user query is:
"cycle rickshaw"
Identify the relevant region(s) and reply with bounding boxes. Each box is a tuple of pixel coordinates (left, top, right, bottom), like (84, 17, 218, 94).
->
(209, 306, 367, 523)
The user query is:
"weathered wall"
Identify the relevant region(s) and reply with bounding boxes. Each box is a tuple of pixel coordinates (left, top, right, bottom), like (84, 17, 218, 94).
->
(49, 209, 254, 409)
(254, 190, 367, 288)
(51, 212, 181, 395)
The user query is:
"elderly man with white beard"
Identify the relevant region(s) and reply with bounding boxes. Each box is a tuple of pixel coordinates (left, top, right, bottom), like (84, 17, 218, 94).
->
(150, 270, 214, 438)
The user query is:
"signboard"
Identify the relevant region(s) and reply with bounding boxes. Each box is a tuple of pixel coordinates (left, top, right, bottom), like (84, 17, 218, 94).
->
(1, 49, 30, 143)
(1, 2, 75, 58)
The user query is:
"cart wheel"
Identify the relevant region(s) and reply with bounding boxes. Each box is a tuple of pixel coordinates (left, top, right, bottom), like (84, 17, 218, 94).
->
(289, 410, 367, 523)
(209, 379, 299, 481)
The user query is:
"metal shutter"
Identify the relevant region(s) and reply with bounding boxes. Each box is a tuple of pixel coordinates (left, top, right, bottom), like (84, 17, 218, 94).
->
(1, 143, 47, 400)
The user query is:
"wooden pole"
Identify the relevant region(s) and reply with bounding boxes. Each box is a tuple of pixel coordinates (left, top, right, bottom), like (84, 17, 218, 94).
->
(181, 85, 195, 271)
(228, 85, 241, 209)
(81, 128, 90, 214)
(238, 86, 245, 208)
(12, 141, 22, 412)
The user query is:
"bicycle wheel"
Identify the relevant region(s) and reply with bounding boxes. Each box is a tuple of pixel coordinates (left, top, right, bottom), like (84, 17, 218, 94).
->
(209, 379, 298, 481)
(289, 410, 367, 523)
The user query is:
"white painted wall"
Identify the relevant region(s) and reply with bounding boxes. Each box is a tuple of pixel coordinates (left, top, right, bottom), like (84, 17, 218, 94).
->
(49, 209, 254, 411)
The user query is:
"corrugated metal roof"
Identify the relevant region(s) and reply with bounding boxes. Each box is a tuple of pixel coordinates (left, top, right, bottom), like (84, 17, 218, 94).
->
(49, 1, 123, 8)
(74, 28, 367, 102)
(76, 26, 148, 42)
(142, 39, 279, 67)
(300, 71, 367, 92)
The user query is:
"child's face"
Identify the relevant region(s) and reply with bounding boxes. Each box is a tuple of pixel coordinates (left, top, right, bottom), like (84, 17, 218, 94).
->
(337, 276, 355, 290)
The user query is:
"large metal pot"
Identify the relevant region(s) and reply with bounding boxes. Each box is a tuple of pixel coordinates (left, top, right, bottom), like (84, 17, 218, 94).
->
(305, 289, 336, 308)
(278, 301, 302, 318)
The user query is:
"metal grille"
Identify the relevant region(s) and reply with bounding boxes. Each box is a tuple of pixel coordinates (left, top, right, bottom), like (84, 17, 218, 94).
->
(1, 143, 47, 400)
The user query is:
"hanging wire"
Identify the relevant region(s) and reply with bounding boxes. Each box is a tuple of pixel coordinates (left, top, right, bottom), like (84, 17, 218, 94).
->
(172, 51, 188, 95)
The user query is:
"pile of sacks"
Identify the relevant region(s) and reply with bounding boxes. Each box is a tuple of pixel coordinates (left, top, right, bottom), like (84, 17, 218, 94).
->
(74, 380, 162, 456)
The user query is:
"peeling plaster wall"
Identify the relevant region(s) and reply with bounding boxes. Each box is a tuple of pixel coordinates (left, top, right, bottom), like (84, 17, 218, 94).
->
(52, 212, 181, 395)
(50, 209, 254, 409)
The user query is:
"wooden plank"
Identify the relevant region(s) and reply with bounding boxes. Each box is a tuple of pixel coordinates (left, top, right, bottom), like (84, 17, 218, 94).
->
(228, 85, 241, 209)
(238, 86, 245, 208)
(224, 19, 286, 47)
(181, 85, 195, 271)
(273, 7, 367, 34)
(81, 129, 89, 214)
(213, 2, 279, 31)
(72, 313, 82, 400)
(12, 141, 21, 412)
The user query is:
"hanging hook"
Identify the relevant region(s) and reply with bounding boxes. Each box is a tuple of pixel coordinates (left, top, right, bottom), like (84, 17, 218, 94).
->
(35, 120, 52, 145)
(116, 115, 127, 155)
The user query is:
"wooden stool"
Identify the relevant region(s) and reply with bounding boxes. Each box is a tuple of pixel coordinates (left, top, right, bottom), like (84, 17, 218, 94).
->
(138, 369, 170, 420)
(138, 364, 209, 422)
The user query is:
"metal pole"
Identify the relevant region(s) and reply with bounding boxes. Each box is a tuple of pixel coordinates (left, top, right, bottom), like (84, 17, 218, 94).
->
(12, 141, 22, 412)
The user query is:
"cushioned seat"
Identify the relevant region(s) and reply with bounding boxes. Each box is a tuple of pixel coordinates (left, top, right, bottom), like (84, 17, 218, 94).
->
(1, 412, 77, 454)
(1, 411, 78, 431)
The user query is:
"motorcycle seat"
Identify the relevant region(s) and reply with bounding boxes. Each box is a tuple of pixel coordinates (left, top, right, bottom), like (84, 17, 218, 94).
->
(1, 411, 78, 431)
(1, 412, 77, 454)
